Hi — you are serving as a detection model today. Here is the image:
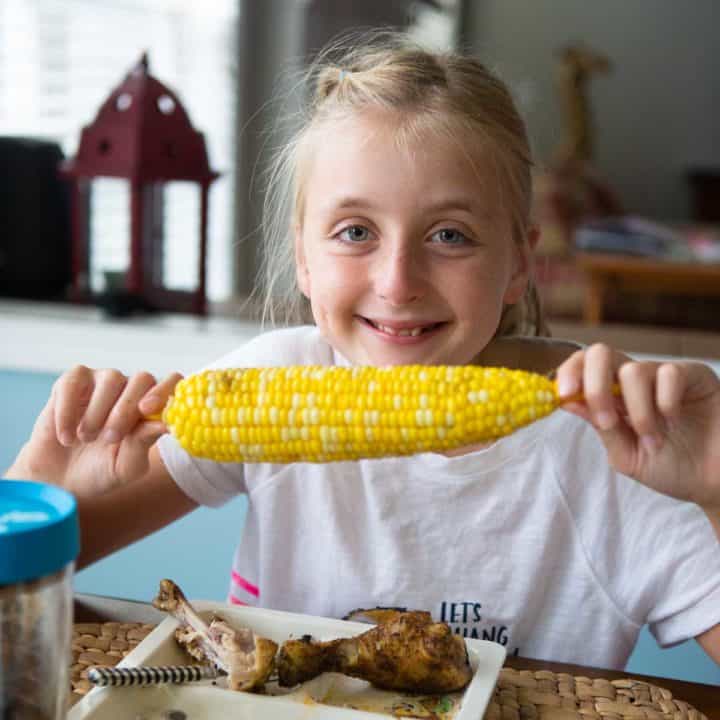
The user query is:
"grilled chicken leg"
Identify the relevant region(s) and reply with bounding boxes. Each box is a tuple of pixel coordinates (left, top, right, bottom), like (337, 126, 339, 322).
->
(277, 610, 472, 693)
(152, 579, 277, 691)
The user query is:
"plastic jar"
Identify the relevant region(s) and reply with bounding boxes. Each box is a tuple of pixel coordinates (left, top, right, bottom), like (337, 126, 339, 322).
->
(0, 480, 80, 719)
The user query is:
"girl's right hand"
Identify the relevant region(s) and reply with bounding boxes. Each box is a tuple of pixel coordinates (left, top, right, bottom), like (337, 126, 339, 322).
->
(5, 366, 183, 498)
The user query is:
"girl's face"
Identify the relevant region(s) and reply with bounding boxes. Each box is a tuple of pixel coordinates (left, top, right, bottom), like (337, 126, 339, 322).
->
(295, 110, 534, 367)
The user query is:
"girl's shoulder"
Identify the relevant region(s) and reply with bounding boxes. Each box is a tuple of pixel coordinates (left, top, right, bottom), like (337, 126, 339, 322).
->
(204, 324, 334, 370)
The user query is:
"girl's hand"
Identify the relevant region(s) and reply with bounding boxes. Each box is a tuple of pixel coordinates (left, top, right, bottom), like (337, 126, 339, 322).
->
(5, 366, 183, 498)
(555, 344, 720, 513)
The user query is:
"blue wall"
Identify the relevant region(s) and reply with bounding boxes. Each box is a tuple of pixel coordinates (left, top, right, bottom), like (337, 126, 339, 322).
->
(1, 368, 718, 685)
(0, 368, 247, 603)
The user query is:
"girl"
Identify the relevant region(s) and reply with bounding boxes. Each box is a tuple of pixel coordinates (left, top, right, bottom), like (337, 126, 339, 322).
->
(6, 33, 720, 671)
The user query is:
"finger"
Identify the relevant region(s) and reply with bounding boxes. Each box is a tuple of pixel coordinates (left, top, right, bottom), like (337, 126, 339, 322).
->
(555, 349, 585, 400)
(76, 369, 129, 442)
(101, 372, 159, 444)
(54, 366, 96, 447)
(114, 421, 168, 480)
(617, 361, 663, 447)
(594, 414, 639, 476)
(582, 344, 621, 431)
(655, 362, 687, 420)
(138, 372, 184, 418)
(559, 399, 592, 423)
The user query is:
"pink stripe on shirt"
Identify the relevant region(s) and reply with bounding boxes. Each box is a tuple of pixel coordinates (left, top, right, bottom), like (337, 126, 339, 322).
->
(228, 593, 248, 606)
(231, 570, 260, 597)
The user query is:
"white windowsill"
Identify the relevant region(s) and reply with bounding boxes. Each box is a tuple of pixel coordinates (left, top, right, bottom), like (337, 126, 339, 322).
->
(0, 299, 264, 377)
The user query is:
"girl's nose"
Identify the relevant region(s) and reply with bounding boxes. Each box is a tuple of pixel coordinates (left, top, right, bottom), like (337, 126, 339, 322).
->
(373, 247, 424, 305)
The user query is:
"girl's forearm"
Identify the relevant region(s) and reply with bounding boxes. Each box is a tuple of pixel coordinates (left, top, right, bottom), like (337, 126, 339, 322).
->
(75, 464, 197, 569)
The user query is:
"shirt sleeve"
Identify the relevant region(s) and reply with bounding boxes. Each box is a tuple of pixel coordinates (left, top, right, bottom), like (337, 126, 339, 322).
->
(550, 415, 720, 647)
(643, 505, 720, 647)
(157, 433, 245, 508)
(157, 325, 334, 507)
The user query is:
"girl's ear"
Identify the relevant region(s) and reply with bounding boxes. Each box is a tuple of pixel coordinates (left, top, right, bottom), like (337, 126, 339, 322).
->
(294, 225, 311, 298)
(503, 226, 539, 305)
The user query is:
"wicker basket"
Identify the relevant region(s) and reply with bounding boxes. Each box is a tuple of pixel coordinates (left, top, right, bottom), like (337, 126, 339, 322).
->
(70, 622, 708, 719)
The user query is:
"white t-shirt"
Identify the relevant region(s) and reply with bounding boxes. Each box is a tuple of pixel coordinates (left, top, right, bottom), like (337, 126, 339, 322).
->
(157, 325, 720, 670)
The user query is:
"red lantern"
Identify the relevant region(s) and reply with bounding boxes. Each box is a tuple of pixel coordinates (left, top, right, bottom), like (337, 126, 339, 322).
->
(61, 53, 220, 315)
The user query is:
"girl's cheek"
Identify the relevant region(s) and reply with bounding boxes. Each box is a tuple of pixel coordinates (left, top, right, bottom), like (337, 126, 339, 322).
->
(320, 271, 355, 296)
(320, 259, 365, 291)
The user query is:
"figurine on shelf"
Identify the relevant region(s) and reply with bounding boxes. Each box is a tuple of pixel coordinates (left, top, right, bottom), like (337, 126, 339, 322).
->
(533, 44, 623, 317)
(555, 44, 610, 167)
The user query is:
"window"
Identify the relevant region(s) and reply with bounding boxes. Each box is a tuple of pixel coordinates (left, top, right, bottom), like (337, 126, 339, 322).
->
(0, 0, 238, 302)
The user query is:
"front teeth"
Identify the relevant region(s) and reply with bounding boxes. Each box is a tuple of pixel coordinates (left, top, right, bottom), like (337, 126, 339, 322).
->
(375, 323, 425, 337)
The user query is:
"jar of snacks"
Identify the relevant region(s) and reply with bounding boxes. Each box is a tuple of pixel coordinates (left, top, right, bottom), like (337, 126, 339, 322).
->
(0, 480, 79, 719)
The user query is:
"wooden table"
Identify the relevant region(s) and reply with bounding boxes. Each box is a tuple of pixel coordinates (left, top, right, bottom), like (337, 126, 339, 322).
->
(75, 593, 719, 717)
(575, 252, 720, 324)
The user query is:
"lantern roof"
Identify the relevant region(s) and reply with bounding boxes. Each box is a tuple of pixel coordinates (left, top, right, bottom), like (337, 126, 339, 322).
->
(61, 53, 219, 183)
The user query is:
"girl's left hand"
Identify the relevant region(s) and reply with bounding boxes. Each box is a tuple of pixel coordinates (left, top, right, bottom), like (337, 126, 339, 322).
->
(555, 343, 720, 512)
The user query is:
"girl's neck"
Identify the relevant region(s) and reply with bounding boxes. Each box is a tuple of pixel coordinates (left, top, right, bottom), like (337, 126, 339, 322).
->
(475, 336, 580, 375)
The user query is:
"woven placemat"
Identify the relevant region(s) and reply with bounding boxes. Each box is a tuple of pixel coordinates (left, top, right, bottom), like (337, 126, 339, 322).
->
(70, 621, 155, 703)
(487, 668, 708, 720)
(69, 622, 708, 719)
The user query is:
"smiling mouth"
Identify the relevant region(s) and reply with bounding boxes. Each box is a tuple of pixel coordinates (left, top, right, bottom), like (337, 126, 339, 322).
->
(363, 318, 446, 337)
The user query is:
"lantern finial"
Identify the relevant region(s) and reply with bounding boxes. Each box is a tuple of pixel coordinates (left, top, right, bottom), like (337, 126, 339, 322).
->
(132, 52, 149, 76)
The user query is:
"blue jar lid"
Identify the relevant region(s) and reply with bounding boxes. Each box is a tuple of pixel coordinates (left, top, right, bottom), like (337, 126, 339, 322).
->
(0, 480, 79, 584)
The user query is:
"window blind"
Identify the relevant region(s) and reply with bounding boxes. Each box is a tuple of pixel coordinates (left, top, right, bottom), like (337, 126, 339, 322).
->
(0, 0, 237, 301)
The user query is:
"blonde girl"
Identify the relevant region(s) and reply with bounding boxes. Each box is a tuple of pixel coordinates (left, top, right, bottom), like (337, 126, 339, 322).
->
(6, 32, 720, 670)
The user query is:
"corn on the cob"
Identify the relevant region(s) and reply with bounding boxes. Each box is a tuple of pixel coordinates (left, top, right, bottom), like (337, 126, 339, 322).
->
(161, 365, 561, 463)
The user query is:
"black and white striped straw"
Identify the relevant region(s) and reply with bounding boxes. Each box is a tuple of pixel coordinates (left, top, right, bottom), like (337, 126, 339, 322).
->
(88, 665, 221, 687)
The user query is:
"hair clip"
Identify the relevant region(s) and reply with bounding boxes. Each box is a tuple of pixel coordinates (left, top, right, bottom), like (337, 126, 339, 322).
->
(338, 69, 348, 82)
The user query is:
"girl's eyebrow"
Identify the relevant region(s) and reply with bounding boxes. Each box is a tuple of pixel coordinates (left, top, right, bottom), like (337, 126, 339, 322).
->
(424, 199, 479, 215)
(331, 196, 377, 210)
(329, 196, 486, 216)
(417, 199, 496, 222)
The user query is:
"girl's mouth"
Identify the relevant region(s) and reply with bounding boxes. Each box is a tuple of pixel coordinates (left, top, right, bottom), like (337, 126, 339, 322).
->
(361, 317, 446, 339)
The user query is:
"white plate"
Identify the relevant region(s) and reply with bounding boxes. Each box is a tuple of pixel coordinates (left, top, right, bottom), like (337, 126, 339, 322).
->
(68, 602, 506, 720)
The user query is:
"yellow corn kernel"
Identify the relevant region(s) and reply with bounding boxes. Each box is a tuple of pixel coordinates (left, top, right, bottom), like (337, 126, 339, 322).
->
(161, 366, 560, 464)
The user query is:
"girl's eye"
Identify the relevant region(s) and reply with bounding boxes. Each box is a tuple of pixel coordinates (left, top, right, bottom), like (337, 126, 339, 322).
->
(430, 228, 470, 245)
(337, 225, 371, 243)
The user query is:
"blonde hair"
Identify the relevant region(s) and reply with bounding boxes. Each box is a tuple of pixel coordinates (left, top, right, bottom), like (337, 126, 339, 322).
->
(257, 30, 547, 337)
